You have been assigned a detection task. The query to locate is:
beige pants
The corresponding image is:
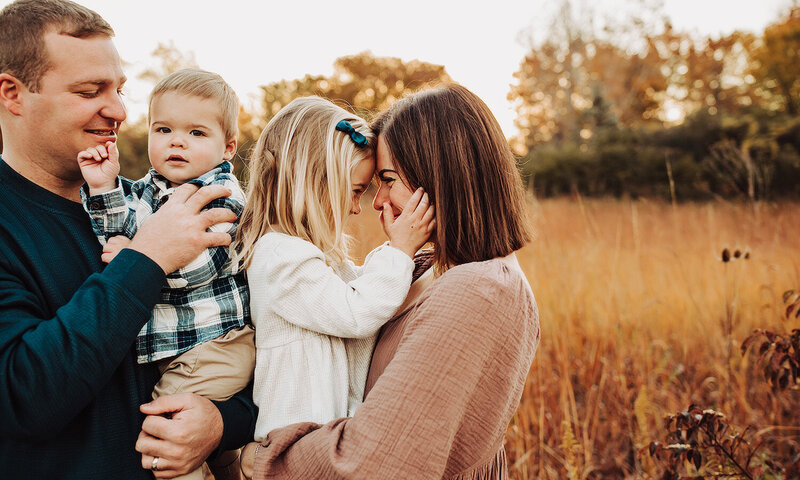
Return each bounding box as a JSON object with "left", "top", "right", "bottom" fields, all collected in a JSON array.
[{"left": 153, "top": 325, "right": 256, "bottom": 480}]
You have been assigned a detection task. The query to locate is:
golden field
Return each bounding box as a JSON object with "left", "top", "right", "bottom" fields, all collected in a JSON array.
[{"left": 347, "top": 197, "right": 800, "bottom": 479}]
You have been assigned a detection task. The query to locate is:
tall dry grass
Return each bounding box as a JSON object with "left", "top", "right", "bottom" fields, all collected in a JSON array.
[{"left": 346, "top": 196, "right": 800, "bottom": 479}]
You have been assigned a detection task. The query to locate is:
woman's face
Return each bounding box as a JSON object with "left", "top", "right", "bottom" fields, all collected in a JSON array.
[{"left": 372, "top": 134, "right": 414, "bottom": 221}]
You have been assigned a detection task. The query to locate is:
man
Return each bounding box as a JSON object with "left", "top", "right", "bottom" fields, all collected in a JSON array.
[{"left": 0, "top": 0, "right": 255, "bottom": 478}]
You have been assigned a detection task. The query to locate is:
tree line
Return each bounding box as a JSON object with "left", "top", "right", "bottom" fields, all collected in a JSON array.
[
  {"left": 3, "top": 1, "right": 795, "bottom": 201},
  {"left": 510, "top": 1, "right": 800, "bottom": 201}
]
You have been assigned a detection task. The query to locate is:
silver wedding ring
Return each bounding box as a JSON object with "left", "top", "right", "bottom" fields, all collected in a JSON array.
[{"left": 151, "top": 456, "right": 160, "bottom": 471}]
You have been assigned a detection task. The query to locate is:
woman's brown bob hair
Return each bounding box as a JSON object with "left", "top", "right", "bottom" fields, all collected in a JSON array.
[{"left": 371, "top": 83, "right": 532, "bottom": 271}]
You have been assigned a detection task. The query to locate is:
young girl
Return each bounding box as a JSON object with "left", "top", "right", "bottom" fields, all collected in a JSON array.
[{"left": 234, "top": 97, "right": 434, "bottom": 441}]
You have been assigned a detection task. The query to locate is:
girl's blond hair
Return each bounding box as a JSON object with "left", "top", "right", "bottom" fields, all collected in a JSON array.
[{"left": 233, "top": 96, "right": 375, "bottom": 268}]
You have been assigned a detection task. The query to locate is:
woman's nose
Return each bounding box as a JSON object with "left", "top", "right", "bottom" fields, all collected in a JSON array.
[{"left": 372, "top": 184, "right": 388, "bottom": 211}]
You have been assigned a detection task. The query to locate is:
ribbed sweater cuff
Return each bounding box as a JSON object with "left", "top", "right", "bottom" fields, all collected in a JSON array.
[{"left": 103, "top": 248, "right": 166, "bottom": 308}]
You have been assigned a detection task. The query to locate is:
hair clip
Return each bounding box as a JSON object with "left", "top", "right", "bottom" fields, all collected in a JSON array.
[{"left": 336, "top": 120, "right": 369, "bottom": 147}]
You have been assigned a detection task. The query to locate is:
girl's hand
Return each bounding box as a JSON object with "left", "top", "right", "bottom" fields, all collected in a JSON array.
[
  {"left": 77, "top": 141, "right": 120, "bottom": 195},
  {"left": 383, "top": 187, "right": 436, "bottom": 258}
]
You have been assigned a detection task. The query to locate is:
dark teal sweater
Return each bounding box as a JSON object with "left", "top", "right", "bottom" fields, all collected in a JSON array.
[{"left": 0, "top": 158, "right": 255, "bottom": 479}]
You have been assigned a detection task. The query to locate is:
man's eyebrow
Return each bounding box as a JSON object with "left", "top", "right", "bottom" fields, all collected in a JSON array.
[{"left": 68, "top": 77, "right": 128, "bottom": 88}]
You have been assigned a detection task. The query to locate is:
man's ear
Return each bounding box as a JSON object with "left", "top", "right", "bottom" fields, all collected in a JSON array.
[
  {"left": 0, "top": 73, "right": 25, "bottom": 116},
  {"left": 222, "top": 136, "right": 238, "bottom": 161}
]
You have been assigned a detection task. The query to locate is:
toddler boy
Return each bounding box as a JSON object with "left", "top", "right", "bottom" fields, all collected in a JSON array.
[{"left": 78, "top": 68, "right": 253, "bottom": 480}]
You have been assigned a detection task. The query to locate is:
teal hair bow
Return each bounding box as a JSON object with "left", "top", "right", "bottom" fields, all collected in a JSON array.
[{"left": 336, "top": 120, "right": 369, "bottom": 147}]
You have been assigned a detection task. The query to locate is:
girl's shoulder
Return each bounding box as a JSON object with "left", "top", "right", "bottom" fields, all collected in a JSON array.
[{"left": 251, "top": 232, "right": 326, "bottom": 263}]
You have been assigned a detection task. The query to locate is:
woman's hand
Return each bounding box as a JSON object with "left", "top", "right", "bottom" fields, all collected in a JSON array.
[
  {"left": 240, "top": 441, "right": 259, "bottom": 480},
  {"left": 383, "top": 187, "right": 435, "bottom": 258}
]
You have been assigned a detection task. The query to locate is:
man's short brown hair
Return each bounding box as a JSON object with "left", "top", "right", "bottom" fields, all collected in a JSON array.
[
  {"left": 372, "top": 83, "right": 533, "bottom": 272},
  {"left": 0, "top": 0, "right": 114, "bottom": 92}
]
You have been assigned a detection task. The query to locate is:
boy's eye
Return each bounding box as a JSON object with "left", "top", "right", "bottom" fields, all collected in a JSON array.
[
  {"left": 190, "top": 130, "right": 205, "bottom": 137},
  {"left": 156, "top": 127, "right": 171, "bottom": 134}
]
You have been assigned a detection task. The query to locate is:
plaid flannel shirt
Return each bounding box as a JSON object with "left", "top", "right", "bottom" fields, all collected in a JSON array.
[{"left": 80, "top": 161, "right": 249, "bottom": 363}]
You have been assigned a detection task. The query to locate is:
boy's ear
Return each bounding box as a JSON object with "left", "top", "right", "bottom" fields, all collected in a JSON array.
[
  {"left": 0, "top": 73, "right": 25, "bottom": 116},
  {"left": 222, "top": 136, "right": 237, "bottom": 161}
]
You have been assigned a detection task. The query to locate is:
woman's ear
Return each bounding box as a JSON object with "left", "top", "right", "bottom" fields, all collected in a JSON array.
[{"left": 0, "top": 73, "right": 24, "bottom": 116}]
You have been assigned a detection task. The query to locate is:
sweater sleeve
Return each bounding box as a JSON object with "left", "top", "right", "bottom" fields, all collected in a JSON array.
[
  {"left": 250, "top": 235, "right": 414, "bottom": 339},
  {"left": 252, "top": 263, "right": 540, "bottom": 479},
  {"left": 212, "top": 383, "right": 258, "bottom": 455},
  {"left": 0, "top": 249, "right": 165, "bottom": 439}
]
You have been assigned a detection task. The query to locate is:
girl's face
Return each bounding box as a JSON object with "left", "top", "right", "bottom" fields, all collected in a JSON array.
[
  {"left": 372, "top": 134, "right": 414, "bottom": 221},
  {"left": 350, "top": 156, "right": 375, "bottom": 215}
]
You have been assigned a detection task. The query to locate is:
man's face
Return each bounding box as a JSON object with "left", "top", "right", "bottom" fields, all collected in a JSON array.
[{"left": 22, "top": 30, "right": 126, "bottom": 178}]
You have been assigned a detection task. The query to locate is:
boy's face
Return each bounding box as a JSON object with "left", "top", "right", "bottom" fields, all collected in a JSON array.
[{"left": 148, "top": 92, "right": 236, "bottom": 185}]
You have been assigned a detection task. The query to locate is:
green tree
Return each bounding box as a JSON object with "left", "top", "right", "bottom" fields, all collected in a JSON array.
[
  {"left": 259, "top": 51, "right": 451, "bottom": 124},
  {"left": 751, "top": 7, "right": 800, "bottom": 115},
  {"left": 509, "top": 0, "right": 670, "bottom": 151}
]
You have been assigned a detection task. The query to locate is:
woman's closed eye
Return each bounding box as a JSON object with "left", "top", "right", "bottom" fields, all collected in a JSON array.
[{"left": 378, "top": 175, "right": 396, "bottom": 186}]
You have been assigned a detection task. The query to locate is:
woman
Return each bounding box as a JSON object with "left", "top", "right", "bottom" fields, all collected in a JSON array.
[{"left": 242, "top": 83, "right": 540, "bottom": 479}]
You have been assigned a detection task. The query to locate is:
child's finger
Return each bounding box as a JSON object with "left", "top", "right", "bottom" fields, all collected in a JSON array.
[
  {"left": 95, "top": 144, "right": 108, "bottom": 159},
  {"left": 108, "top": 141, "right": 119, "bottom": 161},
  {"left": 381, "top": 202, "right": 393, "bottom": 231},
  {"left": 412, "top": 193, "right": 430, "bottom": 217},
  {"left": 426, "top": 218, "right": 436, "bottom": 234},
  {"left": 420, "top": 204, "right": 435, "bottom": 226},
  {"left": 399, "top": 188, "right": 424, "bottom": 217}
]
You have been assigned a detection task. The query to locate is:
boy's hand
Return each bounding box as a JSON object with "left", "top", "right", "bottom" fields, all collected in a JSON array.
[
  {"left": 382, "top": 187, "right": 435, "bottom": 258},
  {"left": 77, "top": 141, "right": 120, "bottom": 195},
  {"left": 101, "top": 235, "right": 131, "bottom": 263}
]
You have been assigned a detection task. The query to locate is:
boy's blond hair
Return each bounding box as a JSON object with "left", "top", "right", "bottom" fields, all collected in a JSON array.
[
  {"left": 234, "top": 96, "right": 375, "bottom": 268},
  {"left": 149, "top": 68, "right": 239, "bottom": 141}
]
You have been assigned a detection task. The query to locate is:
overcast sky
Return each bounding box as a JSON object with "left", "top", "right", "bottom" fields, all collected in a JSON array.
[{"left": 1, "top": 0, "right": 793, "bottom": 137}]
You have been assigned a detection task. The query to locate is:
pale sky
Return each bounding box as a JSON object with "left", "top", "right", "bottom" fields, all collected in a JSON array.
[{"left": 1, "top": 0, "right": 793, "bottom": 138}]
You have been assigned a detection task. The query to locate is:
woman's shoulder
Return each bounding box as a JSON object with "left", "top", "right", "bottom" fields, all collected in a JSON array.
[
  {"left": 418, "top": 256, "right": 537, "bottom": 325},
  {"left": 436, "top": 257, "right": 533, "bottom": 299}
]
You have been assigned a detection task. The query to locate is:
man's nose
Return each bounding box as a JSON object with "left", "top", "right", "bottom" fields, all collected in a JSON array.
[{"left": 100, "top": 90, "right": 126, "bottom": 124}]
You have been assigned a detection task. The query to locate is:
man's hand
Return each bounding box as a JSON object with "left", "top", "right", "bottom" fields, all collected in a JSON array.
[
  {"left": 77, "top": 141, "right": 120, "bottom": 195},
  {"left": 128, "top": 183, "right": 237, "bottom": 274},
  {"left": 136, "top": 393, "right": 223, "bottom": 478},
  {"left": 101, "top": 235, "right": 131, "bottom": 263}
]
